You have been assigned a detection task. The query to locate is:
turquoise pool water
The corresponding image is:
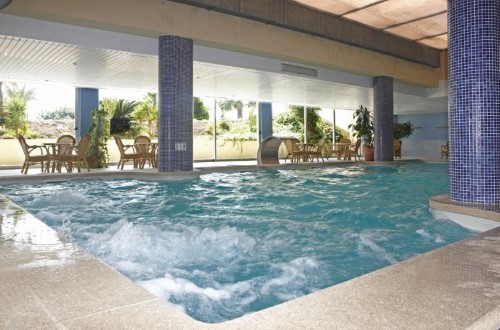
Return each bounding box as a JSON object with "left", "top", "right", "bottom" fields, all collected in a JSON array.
[{"left": 1, "top": 161, "right": 473, "bottom": 323}]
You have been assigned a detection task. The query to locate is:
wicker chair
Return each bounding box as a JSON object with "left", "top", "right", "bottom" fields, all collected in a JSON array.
[
  {"left": 55, "top": 134, "right": 76, "bottom": 172},
  {"left": 308, "top": 138, "right": 326, "bottom": 162},
  {"left": 114, "top": 136, "right": 142, "bottom": 170},
  {"left": 17, "top": 135, "right": 50, "bottom": 174},
  {"left": 59, "top": 135, "right": 91, "bottom": 172},
  {"left": 337, "top": 138, "right": 352, "bottom": 160},
  {"left": 441, "top": 141, "right": 449, "bottom": 160},
  {"left": 134, "top": 135, "right": 156, "bottom": 168},
  {"left": 348, "top": 139, "right": 362, "bottom": 161}
]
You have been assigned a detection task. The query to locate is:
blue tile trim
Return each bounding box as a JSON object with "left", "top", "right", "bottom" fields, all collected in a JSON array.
[
  {"left": 448, "top": 0, "right": 500, "bottom": 204},
  {"left": 158, "top": 35, "right": 194, "bottom": 171},
  {"left": 373, "top": 76, "right": 394, "bottom": 161}
]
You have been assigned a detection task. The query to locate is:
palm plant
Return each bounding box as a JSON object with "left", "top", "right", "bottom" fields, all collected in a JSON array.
[
  {"left": 110, "top": 99, "right": 138, "bottom": 135},
  {"left": 3, "top": 82, "right": 35, "bottom": 135},
  {"left": 4, "top": 96, "right": 27, "bottom": 136},
  {"left": 133, "top": 93, "right": 158, "bottom": 136},
  {"left": 233, "top": 100, "right": 244, "bottom": 119},
  {"left": 216, "top": 99, "right": 233, "bottom": 119},
  {"left": 5, "top": 82, "right": 36, "bottom": 103}
]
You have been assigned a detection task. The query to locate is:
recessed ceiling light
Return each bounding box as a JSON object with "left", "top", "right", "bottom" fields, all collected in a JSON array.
[{"left": 0, "top": 0, "right": 12, "bottom": 10}]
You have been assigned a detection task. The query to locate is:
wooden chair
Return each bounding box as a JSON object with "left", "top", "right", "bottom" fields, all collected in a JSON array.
[
  {"left": 114, "top": 136, "right": 142, "bottom": 170},
  {"left": 59, "top": 135, "right": 91, "bottom": 172},
  {"left": 348, "top": 139, "right": 362, "bottom": 161},
  {"left": 308, "top": 138, "right": 326, "bottom": 162},
  {"left": 292, "top": 142, "right": 306, "bottom": 162},
  {"left": 337, "top": 138, "right": 352, "bottom": 160},
  {"left": 134, "top": 135, "right": 156, "bottom": 168},
  {"left": 283, "top": 139, "right": 294, "bottom": 162},
  {"left": 441, "top": 141, "right": 449, "bottom": 160},
  {"left": 17, "top": 135, "right": 50, "bottom": 174},
  {"left": 56, "top": 134, "right": 76, "bottom": 172}
]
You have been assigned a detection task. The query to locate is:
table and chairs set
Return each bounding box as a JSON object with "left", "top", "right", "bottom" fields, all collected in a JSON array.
[
  {"left": 17, "top": 134, "right": 91, "bottom": 174},
  {"left": 114, "top": 135, "right": 158, "bottom": 170},
  {"left": 17, "top": 134, "right": 158, "bottom": 174},
  {"left": 283, "top": 137, "right": 362, "bottom": 163}
]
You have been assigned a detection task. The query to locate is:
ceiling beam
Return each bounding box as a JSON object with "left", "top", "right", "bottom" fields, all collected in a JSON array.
[
  {"left": 340, "top": 0, "right": 388, "bottom": 16},
  {"left": 383, "top": 10, "right": 447, "bottom": 30}
]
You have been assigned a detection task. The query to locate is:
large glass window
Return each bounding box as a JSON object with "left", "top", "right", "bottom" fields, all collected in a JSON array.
[{"left": 193, "top": 97, "right": 258, "bottom": 161}]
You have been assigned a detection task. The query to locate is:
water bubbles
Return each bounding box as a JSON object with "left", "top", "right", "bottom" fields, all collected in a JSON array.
[{"left": 0, "top": 162, "right": 474, "bottom": 323}]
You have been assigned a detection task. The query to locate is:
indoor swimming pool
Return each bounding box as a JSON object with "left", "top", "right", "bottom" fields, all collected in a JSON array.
[{"left": 0, "top": 161, "right": 473, "bottom": 323}]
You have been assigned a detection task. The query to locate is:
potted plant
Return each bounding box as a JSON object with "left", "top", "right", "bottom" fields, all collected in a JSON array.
[
  {"left": 85, "top": 105, "right": 110, "bottom": 168},
  {"left": 394, "top": 121, "right": 415, "bottom": 157},
  {"left": 348, "top": 105, "right": 374, "bottom": 161}
]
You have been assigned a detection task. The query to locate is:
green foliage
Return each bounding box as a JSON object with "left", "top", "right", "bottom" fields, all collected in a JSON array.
[
  {"left": 222, "top": 134, "right": 257, "bottom": 154},
  {"left": 348, "top": 104, "right": 374, "bottom": 146},
  {"left": 3, "top": 83, "right": 35, "bottom": 136},
  {"left": 248, "top": 108, "right": 257, "bottom": 133},
  {"left": 5, "top": 82, "right": 36, "bottom": 103},
  {"left": 218, "top": 120, "right": 230, "bottom": 132},
  {"left": 110, "top": 99, "right": 138, "bottom": 135},
  {"left": 85, "top": 105, "right": 110, "bottom": 168},
  {"left": 40, "top": 106, "right": 75, "bottom": 120},
  {"left": 276, "top": 105, "right": 336, "bottom": 143},
  {"left": 1, "top": 128, "right": 39, "bottom": 139},
  {"left": 133, "top": 93, "right": 158, "bottom": 137},
  {"left": 4, "top": 97, "right": 28, "bottom": 136},
  {"left": 193, "top": 97, "right": 209, "bottom": 120},
  {"left": 216, "top": 99, "right": 233, "bottom": 119},
  {"left": 394, "top": 121, "right": 415, "bottom": 140}
]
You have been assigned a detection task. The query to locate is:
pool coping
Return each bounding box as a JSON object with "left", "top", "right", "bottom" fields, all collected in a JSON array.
[
  {"left": 1, "top": 162, "right": 500, "bottom": 329},
  {"left": 429, "top": 194, "right": 500, "bottom": 232}
]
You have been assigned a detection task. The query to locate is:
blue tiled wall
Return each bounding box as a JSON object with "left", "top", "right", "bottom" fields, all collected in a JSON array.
[
  {"left": 448, "top": 0, "right": 500, "bottom": 204},
  {"left": 373, "top": 76, "right": 394, "bottom": 161},
  {"left": 158, "top": 35, "right": 194, "bottom": 171}
]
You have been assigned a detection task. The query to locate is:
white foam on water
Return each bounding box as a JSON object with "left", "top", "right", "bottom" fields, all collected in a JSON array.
[
  {"left": 32, "top": 190, "right": 89, "bottom": 207},
  {"left": 260, "top": 257, "right": 320, "bottom": 296},
  {"left": 352, "top": 232, "right": 397, "bottom": 264},
  {"left": 416, "top": 228, "right": 445, "bottom": 244}
]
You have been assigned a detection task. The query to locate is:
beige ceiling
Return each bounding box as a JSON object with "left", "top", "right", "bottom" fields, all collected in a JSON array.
[
  {"left": 293, "top": 0, "right": 448, "bottom": 49},
  {"left": 0, "top": 4, "right": 449, "bottom": 115}
]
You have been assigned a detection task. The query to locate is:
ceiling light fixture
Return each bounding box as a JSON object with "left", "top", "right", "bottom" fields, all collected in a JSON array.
[{"left": 0, "top": 0, "right": 12, "bottom": 10}]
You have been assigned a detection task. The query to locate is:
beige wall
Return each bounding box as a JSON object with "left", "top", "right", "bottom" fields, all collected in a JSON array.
[{"left": 5, "top": 0, "right": 445, "bottom": 87}]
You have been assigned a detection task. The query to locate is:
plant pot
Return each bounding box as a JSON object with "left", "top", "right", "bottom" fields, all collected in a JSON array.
[{"left": 363, "top": 145, "right": 374, "bottom": 161}]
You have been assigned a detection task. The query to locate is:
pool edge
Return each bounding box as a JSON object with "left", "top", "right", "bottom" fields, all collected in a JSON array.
[{"left": 1, "top": 194, "right": 499, "bottom": 329}]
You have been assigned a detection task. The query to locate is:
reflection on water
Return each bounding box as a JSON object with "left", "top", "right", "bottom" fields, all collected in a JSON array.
[{"left": 0, "top": 162, "right": 473, "bottom": 323}]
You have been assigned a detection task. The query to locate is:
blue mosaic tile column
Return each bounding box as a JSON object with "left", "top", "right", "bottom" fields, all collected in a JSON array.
[
  {"left": 373, "top": 76, "right": 394, "bottom": 161},
  {"left": 448, "top": 0, "right": 500, "bottom": 204},
  {"left": 158, "top": 35, "right": 193, "bottom": 172}
]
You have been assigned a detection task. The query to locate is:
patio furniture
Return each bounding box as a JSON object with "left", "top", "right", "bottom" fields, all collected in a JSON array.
[
  {"left": 441, "top": 141, "right": 449, "bottom": 160},
  {"left": 337, "top": 139, "right": 352, "bottom": 160},
  {"left": 17, "top": 135, "right": 50, "bottom": 174},
  {"left": 308, "top": 138, "right": 326, "bottom": 162},
  {"left": 134, "top": 135, "right": 157, "bottom": 168},
  {"left": 114, "top": 136, "right": 142, "bottom": 170},
  {"left": 348, "top": 139, "right": 362, "bottom": 161},
  {"left": 58, "top": 135, "right": 91, "bottom": 172},
  {"left": 56, "top": 134, "right": 76, "bottom": 172}
]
